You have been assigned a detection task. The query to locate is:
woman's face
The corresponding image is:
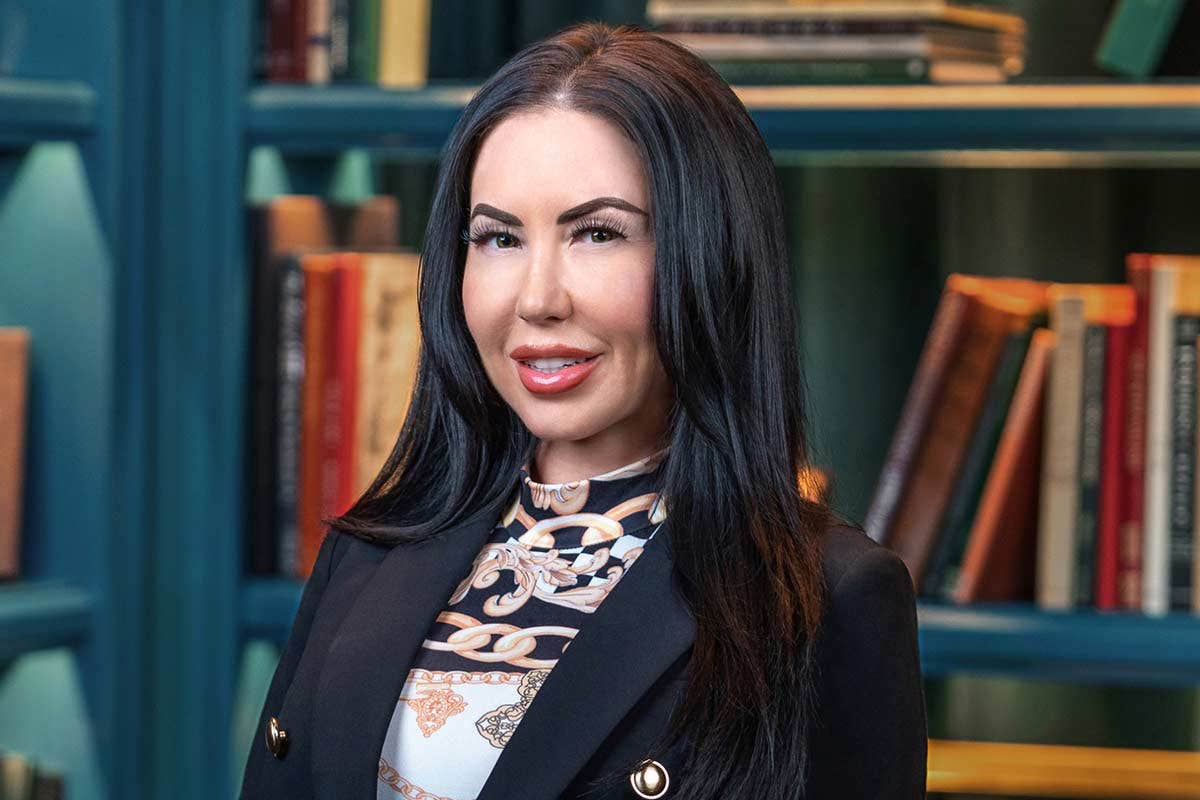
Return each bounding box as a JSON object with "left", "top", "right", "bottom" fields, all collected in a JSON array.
[{"left": 462, "top": 108, "right": 672, "bottom": 475}]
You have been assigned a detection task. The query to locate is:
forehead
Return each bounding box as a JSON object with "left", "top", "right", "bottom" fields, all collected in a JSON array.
[{"left": 470, "top": 109, "right": 648, "bottom": 207}]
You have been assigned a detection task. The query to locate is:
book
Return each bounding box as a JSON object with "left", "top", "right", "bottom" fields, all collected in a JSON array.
[
  {"left": 1097, "top": 305, "right": 1135, "bottom": 611},
  {"left": 350, "top": 251, "right": 421, "bottom": 499},
  {"left": 1122, "top": 255, "right": 1153, "bottom": 610},
  {"left": 378, "top": 0, "right": 431, "bottom": 88},
  {"left": 0, "top": 328, "right": 30, "bottom": 580},
  {"left": 706, "top": 55, "right": 1006, "bottom": 84},
  {"left": 645, "top": 1, "right": 1028, "bottom": 35},
  {"left": 267, "top": 0, "right": 309, "bottom": 82},
  {"left": 1095, "top": 0, "right": 1187, "bottom": 78},
  {"left": 953, "top": 328, "right": 1054, "bottom": 604},
  {"left": 885, "top": 289, "right": 1036, "bottom": 587},
  {"left": 924, "top": 307, "right": 1044, "bottom": 600},
  {"left": 1038, "top": 292, "right": 1085, "bottom": 610},
  {"left": 307, "top": 0, "right": 332, "bottom": 84}
]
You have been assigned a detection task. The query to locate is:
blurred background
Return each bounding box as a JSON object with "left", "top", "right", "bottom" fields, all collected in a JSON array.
[{"left": 2, "top": 0, "right": 1200, "bottom": 797}]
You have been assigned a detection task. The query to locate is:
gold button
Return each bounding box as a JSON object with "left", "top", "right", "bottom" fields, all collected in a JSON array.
[
  {"left": 629, "top": 758, "right": 669, "bottom": 798},
  {"left": 265, "top": 716, "right": 289, "bottom": 759}
]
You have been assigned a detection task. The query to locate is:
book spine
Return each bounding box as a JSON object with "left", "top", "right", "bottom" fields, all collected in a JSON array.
[
  {"left": 332, "top": 256, "right": 363, "bottom": 515},
  {"left": 0, "top": 329, "right": 29, "bottom": 580},
  {"left": 1074, "top": 322, "right": 1107, "bottom": 606},
  {"left": 654, "top": 17, "right": 924, "bottom": 35},
  {"left": 1122, "top": 257, "right": 1151, "bottom": 610},
  {"left": 1144, "top": 266, "right": 1175, "bottom": 615},
  {"left": 708, "top": 56, "right": 930, "bottom": 84},
  {"left": 351, "top": 0, "right": 380, "bottom": 82},
  {"left": 1169, "top": 312, "right": 1199, "bottom": 610},
  {"left": 1096, "top": 322, "right": 1131, "bottom": 611},
  {"left": 267, "top": 0, "right": 308, "bottom": 82},
  {"left": 330, "top": 0, "right": 352, "bottom": 80},
  {"left": 276, "top": 260, "right": 305, "bottom": 577},
  {"left": 865, "top": 287, "right": 970, "bottom": 543},
  {"left": 1038, "top": 295, "right": 1085, "bottom": 610},
  {"left": 307, "top": 0, "right": 332, "bottom": 84}
]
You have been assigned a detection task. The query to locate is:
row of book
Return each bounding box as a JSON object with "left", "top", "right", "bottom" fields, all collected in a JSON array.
[
  {"left": 869, "top": 256, "right": 1200, "bottom": 616},
  {"left": 0, "top": 327, "right": 28, "bottom": 580},
  {"left": 0, "top": 751, "right": 63, "bottom": 800},
  {"left": 257, "top": 0, "right": 430, "bottom": 86},
  {"left": 645, "top": 0, "right": 1028, "bottom": 85},
  {"left": 245, "top": 195, "right": 420, "bottom": 579}
]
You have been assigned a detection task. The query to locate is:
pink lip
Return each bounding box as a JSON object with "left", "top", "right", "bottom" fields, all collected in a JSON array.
[{"left": 509, "top": 344, "right": 601, "bottom": 396}]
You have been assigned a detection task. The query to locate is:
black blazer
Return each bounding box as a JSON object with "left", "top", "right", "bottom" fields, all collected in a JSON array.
[{"left": 240, "top": 498, "right": 927, "bottom": 799}]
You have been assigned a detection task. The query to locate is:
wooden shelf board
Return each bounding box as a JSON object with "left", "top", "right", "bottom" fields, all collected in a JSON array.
[
  {"left": 928, "top": 738, "right": 1200, "bottom": 799},
  {"left": 245, "top": 82, "right": 1200, "bottom": 152},
  {"left": 0, "top": 78, "right": 97, "bottom": 146},
  {"left": 0, "top": 581, "right": 93, "bottom": 661}
]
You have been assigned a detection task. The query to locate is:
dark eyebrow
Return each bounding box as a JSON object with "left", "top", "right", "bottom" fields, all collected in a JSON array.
[{"left": 468, "top": 196, "right": 648, "bottom": 227}]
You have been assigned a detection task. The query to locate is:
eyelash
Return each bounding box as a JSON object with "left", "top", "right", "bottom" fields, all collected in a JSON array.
[{"left": 461, "top": 215, "right": 630, "bottom": 249}]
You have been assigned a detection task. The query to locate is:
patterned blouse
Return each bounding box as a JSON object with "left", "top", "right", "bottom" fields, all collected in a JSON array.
[{"left": 376, "top": 448, "right": 669, "bottom": 800}]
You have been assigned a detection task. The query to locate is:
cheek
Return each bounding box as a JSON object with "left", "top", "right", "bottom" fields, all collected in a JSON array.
[
  {"left": 576, "top": 254, "right": 656, "bottom": 359},
  {"left": 462, "top": 260, "right": 506, "bottom": 354}
]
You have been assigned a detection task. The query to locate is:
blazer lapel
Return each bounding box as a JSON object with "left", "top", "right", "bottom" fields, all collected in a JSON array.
[
  {"left": 310, "top": 498, "right": 507, "bottom": 799},
  {"left": 476, "top": 526, "right": 697, "bottom": 800}
]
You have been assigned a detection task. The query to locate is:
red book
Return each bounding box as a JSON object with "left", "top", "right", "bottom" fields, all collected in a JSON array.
[
  {"left": 268, "top": 0, "right": 309, "bottom": 82},
  {"left": 329, "top": 253, "right": 363, "bottom": 517},
  {"left": 1122, "top": 255, "right": 1152, "bottom": 610},
  {"left": 1097, "top": 321, "right": 1132, "bottom": 610}
]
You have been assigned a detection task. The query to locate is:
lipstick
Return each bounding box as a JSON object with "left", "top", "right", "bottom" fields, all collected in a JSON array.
[{"left": 510, "top": 344, "right": 600, "bottom": 395}]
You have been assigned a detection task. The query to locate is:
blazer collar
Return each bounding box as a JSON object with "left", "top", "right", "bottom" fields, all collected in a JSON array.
[{"left": 311, "top": 494, "right": 697, "bottom": 800}]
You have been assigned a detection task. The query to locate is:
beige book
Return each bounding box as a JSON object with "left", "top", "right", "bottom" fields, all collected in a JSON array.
[
  {"left": 0, "top": 328, "right": 30, "bottom": 579},
  {"left": 379, "top": 0, "right": 431, "bottom": 89},
  {"left": 1037, "top": 293, "right": 1084, "bottom": 610},
  {"left": 352, "top": 251, "right": 421, "bottom": 497}
]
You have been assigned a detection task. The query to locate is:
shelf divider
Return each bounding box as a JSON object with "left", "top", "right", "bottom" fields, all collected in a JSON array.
[
  {"left": 0, "top": 78, "right": 97, "bottom": 147},
  {"left": 0, "top": 581, "right": 93, "bottom": 661}
]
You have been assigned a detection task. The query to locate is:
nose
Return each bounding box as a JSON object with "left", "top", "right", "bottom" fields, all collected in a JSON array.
[{"left": 516, "top": 243, "right": 572, "bottom": 323}]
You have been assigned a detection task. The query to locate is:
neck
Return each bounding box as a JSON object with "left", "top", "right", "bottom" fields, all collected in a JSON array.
[{"left": 531, "top": 436, "right": 667, "bottom": 485}]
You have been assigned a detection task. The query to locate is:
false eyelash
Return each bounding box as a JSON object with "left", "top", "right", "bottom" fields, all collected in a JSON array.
[
  {"left": 461, "top": 215, "right": 631, "bottom": 248},
  {"left": 569, "top": 215, "right": 629, "bottom": 242}
]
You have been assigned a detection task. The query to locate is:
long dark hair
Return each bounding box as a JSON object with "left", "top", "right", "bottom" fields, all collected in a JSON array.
[{"left": 330, "top": 21, "right": 838, "bottom": 798}]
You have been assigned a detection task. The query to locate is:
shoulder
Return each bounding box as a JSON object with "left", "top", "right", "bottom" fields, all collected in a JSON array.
[{"left": 818, "top": 521, "right": 915, "bottom": 606}]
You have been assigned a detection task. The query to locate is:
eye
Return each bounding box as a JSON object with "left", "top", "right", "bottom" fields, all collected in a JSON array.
[
  {"left": 463, "top": 225, "right": 520, "bottom": 249},
  {"left": 569, "top": 215, "right": 629, "bottom": 245}
]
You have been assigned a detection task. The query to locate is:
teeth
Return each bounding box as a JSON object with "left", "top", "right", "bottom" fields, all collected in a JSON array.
[{"left": 526, "top": 357, "right": 586, "bottom": 371}]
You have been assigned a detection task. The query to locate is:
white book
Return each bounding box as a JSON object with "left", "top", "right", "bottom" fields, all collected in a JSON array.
[
  {"left": 1037, "top": 293, "right": 1084, "bottom": 610},
  {"left": 1143, "top": 264, "right": 1175, "bottom": 616}
]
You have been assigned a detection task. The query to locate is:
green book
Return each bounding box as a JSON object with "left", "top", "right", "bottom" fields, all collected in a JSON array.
[
  {"left": 1096, "top": 0, "right": 1187, "bottom": 77},
  {"left": 709, "top": 57, "right": 932, "bottom": 85},
  {"left": 351, "top": 0, "right": 380, "bottom": 83}
]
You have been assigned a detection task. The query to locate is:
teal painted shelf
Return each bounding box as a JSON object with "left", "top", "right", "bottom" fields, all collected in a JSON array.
[
  {"left": 919, "top": 603, "right": 1200, "bottom": 687},
  {"left": 242, "top": 578, "right": 1200, "bottom": 688},
  {"left": 0, "top": 581, "right": 92, "bottom": 662},
  {"left": 0, "top": 78, "right": 97, "bottom": 147},
  {"left": 246, "top": 82, "right": 1200, "bottom": 153}
]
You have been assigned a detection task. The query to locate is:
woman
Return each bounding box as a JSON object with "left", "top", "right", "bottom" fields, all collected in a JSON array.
[{"left": 241, "top": 21, "right": 926, "bottom": 800}]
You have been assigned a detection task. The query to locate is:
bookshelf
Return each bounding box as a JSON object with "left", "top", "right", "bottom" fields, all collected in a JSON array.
[
  {"left": 7, "top": 2, "right": 1200, "bottom": 799},
  {"left": 0, "top": 2, "right": 130, "bottom": 799}
]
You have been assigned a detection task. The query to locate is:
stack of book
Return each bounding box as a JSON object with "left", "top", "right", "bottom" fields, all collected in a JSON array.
[
  {"left": 869, "top": 256, "right": 1200, "bottom": 616},
  {"left": 0, "top": 327, "right": 29, "bottom": 581},
  {"left": 645, "top": 0, "right": 1027, "bottom": 85},
  {"left": 245, "top": 195, "right": 421, "bottom": 579},
  {"left": 257, "top": 0, "right": 431, "bottom": 87},
  {"left": 0, "top": 750, "right": 64, "bottom": 800}
]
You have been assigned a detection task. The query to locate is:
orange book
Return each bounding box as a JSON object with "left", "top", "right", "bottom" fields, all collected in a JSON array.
[
  {"left": 297, "top": 253, "right": 338, "bottom": 579},
  {"left": 954, "top": 328, "right": 1053, "bottom": 604},
  {"left": 0, "top": 328, "right": 30, "bottom": 579}
]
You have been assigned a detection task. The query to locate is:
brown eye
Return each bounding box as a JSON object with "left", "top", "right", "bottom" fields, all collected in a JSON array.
[
  {"left": 589, "top": 229, "right": 613, "bottom": 243},
  {"left": 495, "top": 232, "right": 516, "bottom": 248}
]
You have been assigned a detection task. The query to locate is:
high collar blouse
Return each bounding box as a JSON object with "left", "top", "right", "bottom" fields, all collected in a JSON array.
[{"left": 376, "top": 448, "right": 669, "bottom": 800}]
